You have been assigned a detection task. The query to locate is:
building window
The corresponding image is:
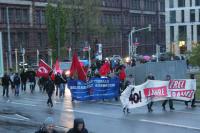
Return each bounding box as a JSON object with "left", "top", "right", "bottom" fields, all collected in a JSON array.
[
  {"left": 197, "top": 25, "right": 200, "bottom": 42},
  {"left": 131, "top": 0, "right": 140, "bottom": 10},
  {"left": 170, "top": 26, "right": 174, "bottom": 42},
  {"left": 190, "top": 0, "right": 192, "bottom": 6},
  {"left": 190, "top": 9, "right": 195, "bottom": 22},
  {"left": 181, "top": 10, "right": 184, "bottom": 23},
  {"left": 178, "top": 0, "right": 185, "bottom": 7},
  {"left": 22, "top": 9, "right": 29, "bottom": 24},
  {"left": 169, "top": 0, "right": 174, "bottom": 8},
  {"left": 0, "top": 8, "right": 6, "bottom": 23},
  {"left": 170, "top": 11, "right": 176, "bottom": 23},
  {"left": 16, "top": 9, "right": 22, "bottom": 23},
  {"left": 191, "top": 25, "right": 194, "bottom": 41},
  {"left": 179, "top": 25, "right": 187, "bottom": 41},
  {"left": 196, "top": 0, "right": 200, "bottom": 6}
]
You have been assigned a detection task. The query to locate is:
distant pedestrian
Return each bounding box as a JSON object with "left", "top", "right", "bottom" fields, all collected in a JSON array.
[
  {"left": 162, "top": 75, "right": 175, "bottom": 111},
  {"left": 14, "top": 73, "right": 21, "bottom": 96},
  {"left": 146, "top": 73, "right": 155, "bottom": 112},
  {"left": 44, "top": 76, "right": 55, "bottom": 107},
  {"left": 10, "top": 72, "right": 15, "bottom": 93},
  {"left": 35, "top": 117, "right": 58, "bottom": 133},
  {"left": 67, "top": 118, "right": 88, "bottom": 133},
  {"left": 29, "top": 72, "right": 36, "bottom": 93},
  {"left": 1, "top": 73, "right": 11, "bottom": 97},
  {"left": 59, "top": 75, "right": 66, "bottom": 98},
  {"left": 185, "top": 74, "right": 196, "bottom": 108},
  {"left": 54, "top": 73, "right": 61, "bottom": 96},
  {"left": 20, "top": 69, "right": 27, "bottom": 92}
]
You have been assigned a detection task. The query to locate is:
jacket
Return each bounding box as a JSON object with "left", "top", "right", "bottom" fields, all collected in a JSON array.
[{"left": 67, "top": 118, "right": 88, "bottom": 133}]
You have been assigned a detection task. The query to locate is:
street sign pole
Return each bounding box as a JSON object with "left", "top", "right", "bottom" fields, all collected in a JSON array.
[{"left": 15, "top": 49, "right": 18, "bottom": 72}]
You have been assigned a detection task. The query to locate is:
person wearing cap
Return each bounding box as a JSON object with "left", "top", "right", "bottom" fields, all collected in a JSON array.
[
  {"left": 67, "top": 118, "right": 88, "bottom": 133},
  {"left": 35, "top": 117, "right": 58, "bottom": 133}
]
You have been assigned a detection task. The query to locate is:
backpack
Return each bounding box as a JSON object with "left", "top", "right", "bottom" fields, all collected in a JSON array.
[{"left": 14, "top": 76, "right": 20, "bottom": 85}]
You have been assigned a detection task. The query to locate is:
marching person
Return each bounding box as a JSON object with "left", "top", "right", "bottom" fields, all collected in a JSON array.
[
  {"left": 44, "top": 75, "right": 55, "bottom": 107},
  {"left": 54, "top": 73, "right": 61, "bottom": 96},
  {"left": 146, "top": 73, "right": 155, "bottom": 112},
  {"left": 59, "top": 74, "right": 66, "bottom": 98},
  {"left": 185, "top": 74, "right": 196, "bottom": 108},
  {"left": 14, "top": 73, "right": 21, "bottom": 96},
  {"left": 29, "top": 72, "right": 36, "bottom": 93},
  {"left": 20, "top": 69, "right": 27, "bottom": 92},
  {"left": 162, "top": 75, "right": 175, "bottom": 111},
  {"left": 1, "top": 73, "right": 11, "bottom": 97},
  {"left": 35, "top": 117, "right": 58, "bottom": 133},
  {"left": 67, "top": 118, "right": 88, "bottom": 133}
]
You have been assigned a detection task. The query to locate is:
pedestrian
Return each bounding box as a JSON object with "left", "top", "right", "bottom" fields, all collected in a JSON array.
[
  {"left": 10, "top": 72, "right": 15, "bottom": 93},
  {"left": 29, "top": 72, "right": 36, "bottom": 93},
  {"left": 185, "top": 74, "right": 196, "bottom": 108},
  {"left": 38, "top": 77, "right": 45, "bottom": 92},
  {"left": 14, "top": 73, "right": 21, "bottom": 96},
  {"left": 162, "top": 75, "right": 175, "bottom": 111},
  {"left": 146, "top": 73, "right": 155, "bottom": 112},
  {"left": 67, "top": 118, "right": 88, "bottom": 133},
  {"left": 44, "top": 76, "right": 55, "bottom": 107},
  {"left": 35, "top": 117, "right": 58, "bottom": 133},
  {"left": 1, "top": 73, "right": 11, "bottom": 97},
  {"left": 59, "top": 75, "right": 66, "bottom": 98},
  {"left": 20, "top": 69, "right": 27, "bottom": 92},
  {"left": 54, "top": 73, "right": 61, "bottom": 96}
]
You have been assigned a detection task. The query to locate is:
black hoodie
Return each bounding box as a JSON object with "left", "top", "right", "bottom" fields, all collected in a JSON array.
[{"left": 67, "top": 118, "right": 88, "bottom": 133}]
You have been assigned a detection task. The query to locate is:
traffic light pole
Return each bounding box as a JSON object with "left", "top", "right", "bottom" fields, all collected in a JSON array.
[{"left": 129, "top": 24, "right": 151, "bottom": 57}]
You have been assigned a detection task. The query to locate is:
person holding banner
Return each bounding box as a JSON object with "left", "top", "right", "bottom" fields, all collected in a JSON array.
[
  {"left": 162, "top": 75, "right": 175, "bottom": 111},
  {"left": 185, "top": 74, "right": 196, "bottom": 108},
  {"left": 146, "top": 73, "right": 155, "bottom": 112}
]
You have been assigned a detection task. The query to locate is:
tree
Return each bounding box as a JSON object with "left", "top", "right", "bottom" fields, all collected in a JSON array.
[
  {"left": 189, "top": 44, "right": 200, "bottom": 66},
  {"left": 67, "top": 0, "right": 102, "bottom": 52},
  {"left": 45, "top": 0, "right": 68, "bottom": 60}
]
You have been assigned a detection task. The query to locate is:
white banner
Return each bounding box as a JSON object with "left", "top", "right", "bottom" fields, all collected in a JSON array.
[{"left": 120, "top": 79, "right": 196, "bottom": 109}]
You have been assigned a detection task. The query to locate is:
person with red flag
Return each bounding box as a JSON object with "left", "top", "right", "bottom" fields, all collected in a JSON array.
[
  {"left": 36, "top": 59, "right": 52, "bottom": 78},
  {"left": 70, "top": 53, "right": 87, "bottom": 81}
]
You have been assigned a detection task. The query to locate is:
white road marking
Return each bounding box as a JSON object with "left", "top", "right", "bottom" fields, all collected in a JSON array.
[
  {"left": 140, "top": 119, "right": 200, "bottom": 131},
  {"left": 15, "top": 114, "right": 30, "bottom": 120},
  {"left": 11, "top": 101, "right": 36, "bottom": 107},
  {"left": 0, "top": 115, "right": 27, "bottom": 121}
]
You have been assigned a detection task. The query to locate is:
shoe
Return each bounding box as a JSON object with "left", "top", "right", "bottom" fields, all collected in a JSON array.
[
  {"left": 191, "top": 105, "right": 196, "bottom": 108},
  {"left": 170, "top": 107, "right": 175, "bottom": 110},
  {"left": 123, "top": 108, "right": 126, "bottom": 113}
]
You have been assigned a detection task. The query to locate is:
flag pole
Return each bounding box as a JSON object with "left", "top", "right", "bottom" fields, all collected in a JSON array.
[{"left": 88, "top": 45, "right": 91, "bottom": 67}]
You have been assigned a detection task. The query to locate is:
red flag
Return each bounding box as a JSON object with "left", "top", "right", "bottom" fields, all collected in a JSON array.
[
  {"left": 119, "top": 68, "right": 126, "bottom": 81},
  {"left": 36, "top": 59, "right": 52, "bottom": 78},
  {"left": 99, "top": 62, "right": 110, "bottom": 76},
  {"left": 54, "top": 58, "right": 63, "bottom": 74},
  {"left": 70, "top": 53, "right": 87, "bottom": 81}
]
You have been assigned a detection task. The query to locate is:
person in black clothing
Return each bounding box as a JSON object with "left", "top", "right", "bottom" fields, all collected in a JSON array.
[
  {"left": 185, "top": 74, "right": 196, "bottom": 108},
  {"left": 14, "top": 73, "right": 21, "bottom": 96},
  {"left": 162, "top": 75, "right": 175, "bottom": 111},
  {"left": 67, "top": 118, "right": 88, "bottom": 133},
  {"left": 20, "top": 70, "right": 27, "bottom": 92},
  {"left": 29, "top": 72, "right": 36, "bottom": 93},
  {"left": 44, "top": 76, "right": 55, "bottom": 107},
  {"left": 146, "top": 73, "right": 155, "bottom": 112},
  {"left": 54, "top": 73, "right": 61, "bottom": 96},
  {"left": 2, "top": 73, "right": 11, "bottom": 97}
]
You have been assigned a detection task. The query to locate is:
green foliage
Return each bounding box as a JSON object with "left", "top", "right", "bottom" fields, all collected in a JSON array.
[
  {"left": 45, "top": 1, "right": 68, "bottom": 60},
  {"left": 189, "top": 44, "right": 200, "bottom": 66}
]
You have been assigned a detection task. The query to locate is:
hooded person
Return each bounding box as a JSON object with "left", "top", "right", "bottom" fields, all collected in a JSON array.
[{"left": 67, "top": 118, "right": 88, "bottom": 133}]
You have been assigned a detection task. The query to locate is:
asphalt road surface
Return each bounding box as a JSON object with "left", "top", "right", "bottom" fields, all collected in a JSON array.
[{"left": 0, "top": 85, "right": 200, "bottom": 133}]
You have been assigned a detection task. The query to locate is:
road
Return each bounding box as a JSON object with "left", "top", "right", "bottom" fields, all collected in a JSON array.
[{"left": 0, "top": 85, "right": 200, "bottom": 133}]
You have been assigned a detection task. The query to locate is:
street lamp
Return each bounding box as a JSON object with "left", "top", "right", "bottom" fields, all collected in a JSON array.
[{"left": 129, "top": 24, "right": 151, "bottom": 57}]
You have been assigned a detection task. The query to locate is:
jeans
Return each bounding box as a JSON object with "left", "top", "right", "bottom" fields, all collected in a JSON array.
[
  {"left": 15, "top": 84, "right": 20, "bottom": 96},
  {"left": 56, "top": 84, "right": 60, "bottom": 96},
  {"left": 21, "top": 82, "right": 26, "bottom": 91},
  {"left": 3, "top": 85, "right": 9, "bottom": 97},
  {"left": 162, "top": 99, "right": 174, "bottom": 109}
]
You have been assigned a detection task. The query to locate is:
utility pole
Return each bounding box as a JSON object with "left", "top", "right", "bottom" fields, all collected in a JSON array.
[
  {"left": 15, "top": 49, "right": 18, "bottom": 72},
  {"left": 6, "top": 7, "right": 12, "bottom": 69}
]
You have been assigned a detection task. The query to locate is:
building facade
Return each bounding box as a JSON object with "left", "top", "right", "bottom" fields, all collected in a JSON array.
[
  {"left": 166, "top": 0, "right": 200, "bottom": 55},
  {"left": 0, "top": 0, "right": 165, "bottom": 69}
]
